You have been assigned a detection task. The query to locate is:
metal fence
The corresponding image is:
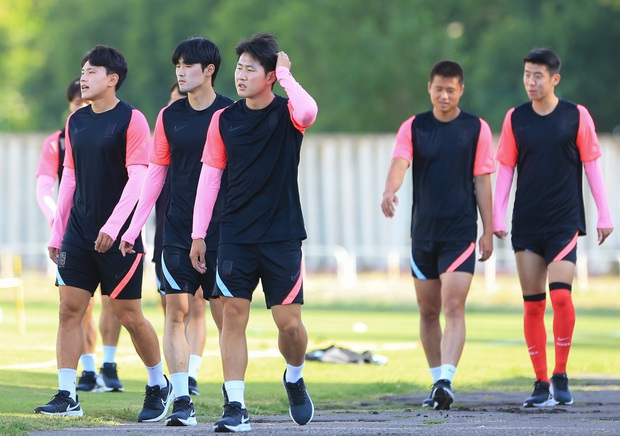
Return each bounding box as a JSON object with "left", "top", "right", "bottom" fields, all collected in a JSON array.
[{"left": 2, "top": 132, "right": 620, "bottom": 281}]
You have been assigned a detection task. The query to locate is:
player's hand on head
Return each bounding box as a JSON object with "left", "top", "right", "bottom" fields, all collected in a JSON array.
[
  {"left": 94, "top": 232, "right": 114, "bottom": 253},
  {"left": 277, "top": 51, "right": 291, "bottom": 70},
  {"left": 190, "top": 238, "right": 207, "bottom": 274},
  {"left": 119, "top": 240, "right": 135, "bottom": 257}
]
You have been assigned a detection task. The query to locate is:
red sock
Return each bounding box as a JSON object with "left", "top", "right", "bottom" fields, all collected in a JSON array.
[
  {"left": 523, "top": 294, "right": 548, "bottom": 383},
  {"left": 549, "top": 286, "right": 575, "bottom": 374}
]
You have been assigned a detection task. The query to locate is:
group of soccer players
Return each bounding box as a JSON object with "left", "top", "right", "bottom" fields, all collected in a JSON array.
[
  {"left": 34, "top": 33, "right": 317, "bottom": 432},
  {"left": 33, "top": 33, "right": 612, "bottom": 433},
  {"left": 382, "top": 48, "right": 612, "bottom": 411}
]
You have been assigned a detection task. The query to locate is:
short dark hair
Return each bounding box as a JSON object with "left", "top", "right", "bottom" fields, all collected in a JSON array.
[
  {"left": 523, "top": 48, "right": 561, "bottom": 75},
  {"left": 430, "top": 60, "right": 464, "bottom": 84},
  {"left": 172, "top": 37, "right": 222, "bottom": 85},
  {"left": 235, "top": 32, "right": 279, "bottom": 74},
  {"left": 81, "top": 45, "right": 128, "bottom": 91},
  {"left": 66, "top": 77, "right": 81, "bottom": 102},
  {"left": 169, "top": 82, "right": 188, "bottom": 97}
]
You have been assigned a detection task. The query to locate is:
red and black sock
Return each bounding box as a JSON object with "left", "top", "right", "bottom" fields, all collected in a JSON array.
[
  {"left": 523, "top": 292, "right": 548, "bottom": 383},
  {"left": 549, "top": 282, "right": 575, "bottom": 375}
]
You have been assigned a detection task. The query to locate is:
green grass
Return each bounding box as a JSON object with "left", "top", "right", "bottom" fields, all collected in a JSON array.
[{"left": 0, "top": 271, "right": 619, "bottom": 434}]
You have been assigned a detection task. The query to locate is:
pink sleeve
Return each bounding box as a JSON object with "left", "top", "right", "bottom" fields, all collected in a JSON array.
[
  {"left": 473, "top": 118, "right": 496, "bottom": 176},
  {"left": 192, "top": 164, "right": 223, "bottom": 239},
  {"left": 203, "top": 109, "right": 228, "bottom": 169},
  {"left": 276, "top": 66, "right": 318, "bottom": 133},
  {"left": 49, "top": 167, "right": 76, "bottom": 248},
  {"left": 63, "top": 115, "right": 75, "bottom": 169},
  {"left": 36, "top": 175, "right": 57, "bottom": 228},
  {"left": 576, "top": 105, "right": 602, "bottom": 162},
  {"left": 99, "top": 164, "right": 147, "bottom": 240},
  {"left": 126, "top": 110, "right": 150, "bottom": 167},
  {"left": 495, "top": 108, "right": 517, "bottom": 168},
  {"left": 121, "top": 163, "right": 168, "bottom": 245},
  {"left": 149, "top": 108, "right": 171, "bottom": 165},
  {"left": 584, "top": 159, "right": 613, "bottom": 228},
  {"left": 36, "top": 131, "right": 61, "bottom": 178},
  {"left": 391, "top": 116, "right": 415, "bottom": 164},
  {"left": 492, "top": 163, "right": 515, "bottom": 232}
]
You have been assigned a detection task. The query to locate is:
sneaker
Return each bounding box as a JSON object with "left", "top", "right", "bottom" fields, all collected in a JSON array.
[
  {"left": 523, "top": 380, "right": 556, "bottom": 407},
  {"left": 165, "top": 395, "right": 197, "bottom": 426},
  {"left": 421, "top": 385, "right": 434, "bottom": 407},
  {"left": 137, "top": 375, "right": 173, "bottom": 422},
  {"left": 432, "top": 379, "right": 454, "bottom": 410},
  {"left": 551, "top": 373, "right": 573, "bottom": 405},
  {"left": 76, "top": 370, "right": 101, "bottom": 392},
  {"left": 99, "top": 363, "right": 124, "bottom": 392},
  {"left": 214, "top": 401, "right": 251, "bottom": 432},
  {"left": 34, "top": 390, "right": 83, "bottom": 416},
  {"left": 282, "top": 371, "right": 314, "bottom": 425},
  {"left": 188, "top": 376, "right": 200, "bottom": 396}
]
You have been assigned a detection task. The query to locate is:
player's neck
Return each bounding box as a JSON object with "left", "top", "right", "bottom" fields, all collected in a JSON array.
[
  {"left": 245, "top": 90, "right": 275, "bottom": 110},
  {"left": 531, "top": 94, "right": 559, "bottom": 116},
  {"left": 188, "top": 87, "right": 217, "bottom": 111},
  {"left": 90, "top": 95, "right": 120, "bottom": 114},
  {"left": 432, "top": 107, "right": 460, "bottom": 123}
]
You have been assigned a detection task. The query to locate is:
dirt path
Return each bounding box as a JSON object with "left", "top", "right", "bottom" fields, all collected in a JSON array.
[{"left": 29, "top": 388, "right": 619, "bottom": 435}]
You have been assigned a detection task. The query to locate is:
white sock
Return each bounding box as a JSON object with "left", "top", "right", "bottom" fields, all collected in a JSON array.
[
  {"left": 224, "top": 380, "right": 246, "bottom": 409},
  {"left": 80, "top": 354, "right": 96, "bottom": 372},
  {"left": 439, "top": 364, "right": 457, "bottom": 382},
  {"left": 58, "top": 368, "right": 77, "bottom": 400},
  {"left": 102, "top": 345, "right": 117, "bottom": 364},
  {"left": 188, "top": 354, "right": 202, "bottom": 379},
  {"left": 146, "top": 361, "right": 167, "bottom": 389},
  {"left": 430, "top": 366, "right": 441, "bottom": 383},
  {"left": 285, "top": 362, "right": 304, "bottom": 383},
  {"left": 171, "top": 372, "right": 189, "bottom": 398}
]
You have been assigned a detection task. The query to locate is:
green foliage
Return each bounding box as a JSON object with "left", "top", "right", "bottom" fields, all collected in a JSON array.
[{"left": 1, "top": 0, "right": 620, "bottom": 133}]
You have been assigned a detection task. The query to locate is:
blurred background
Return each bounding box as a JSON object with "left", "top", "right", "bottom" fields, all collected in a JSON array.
[{"left": 2, "top": 0, "right": 620, "bottom": 281}]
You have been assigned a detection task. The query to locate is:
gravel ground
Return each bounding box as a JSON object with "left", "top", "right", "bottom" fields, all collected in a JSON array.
[{"left": 30, "top": 387, "right": 620, "bottom": 435}]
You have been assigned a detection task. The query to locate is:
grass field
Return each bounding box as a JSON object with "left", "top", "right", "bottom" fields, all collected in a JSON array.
[{"left": 0, "top": 271, "right": 618, "bottom": 434}]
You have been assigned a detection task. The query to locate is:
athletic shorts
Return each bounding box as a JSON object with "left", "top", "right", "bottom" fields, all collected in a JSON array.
[
  {"left": 160, "top": 246, "right": 218, "bottom": 299},
  {"left": 56, "top": 243, "right": 143, "bottom": 300},
  {"left": 512, "top": 230, "right": 579, "bottom": 266},
  {"left": 154, "top": 253, "right": 165, "bottom": 296},
  {"left": 410, "top": 240, "right": 476, "bottom": 280},
  {"left": 216, "top": 240, "right": 304, "bottom": 309}
]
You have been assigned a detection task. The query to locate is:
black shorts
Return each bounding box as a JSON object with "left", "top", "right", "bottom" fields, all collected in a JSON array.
[
  {"left": 154, "top": 253, "right": 165, "bottom": 296},
  {"left": 410, "top": 240, "right": 476, "bottom": 280},
  {"left": 161, "top": 246, "right": 218, "bottom": 299},
  {"left": 216, "top": 240, "right": 304, "bottom": 309},
  {"left": 511, "top": 230, "right": 579, "bottom": 266},
  {"left": 56, "top": 243, "right": 143, "bottom": 300}
]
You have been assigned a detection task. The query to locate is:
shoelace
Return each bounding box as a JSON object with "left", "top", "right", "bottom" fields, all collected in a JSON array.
[
  {"left": 142, "top": 386, "right": 161, "bottom": 409},
  {"left": 173, "top": 398, "right": 192, "bottom": 413},
  {"left": 48, "top": 392, "right": 72, "bottom": 406},
  {"left": 222, "top": 402, "right": 244, "bottom": 419},
  {"left": 286, "top": 380, "right": 307, "bottom": 406}
]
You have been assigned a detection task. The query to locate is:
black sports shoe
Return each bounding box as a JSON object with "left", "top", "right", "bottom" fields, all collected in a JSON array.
[
  {"left": 282, "top": 371, "right": 314, "bottom": 425},
  {"left": 421, "top": 384, "right": 434, "bottom": 407},
  {"left": 432, "top": 379, "right": 454, "bottom": 410},
  {"left": 188, "top": 376, "right": 200, "bottom": 396},
  {"left": 99, "top": 363, "right": 124, "bottom": 392},
  {"left": 165, "top": 395, "right": 197, "bottom": 426},
  {"left": 34, "top": 390, "right": 83, "bottom": 416},
  {"left": 551, "top": 373, "right": 573, "bottom": 405},
  {"left": 137, "top": 375, "right": 173, "bottom": 422},
  {"left": 76, "top": 370, "right": 101, "bottom": 392},
  {"left": 523, "top": 380, "right": 556, "bottom": 407},
  {"left": 214, "top": 401, "right": 251, "bottom": 432}
]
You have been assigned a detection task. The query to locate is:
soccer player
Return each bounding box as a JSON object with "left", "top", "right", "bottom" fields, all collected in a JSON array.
[
  {"left": 120, "top": 37, "right": 232, "bottom": 426},
  {"left": 34, "top": 45, "right": 171, "bottom": 421},
  {"left": 35, "top": 78, "right": 124, "bottom": 394},
  {"left": 190, "top": 32, "right": 318, "bottom": 432},
  {"left": 493, "top": 48, "right": 613, "bottom": 407},
  {"left": 381, "top": 60, "right": 494, "bottom": 411}
]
